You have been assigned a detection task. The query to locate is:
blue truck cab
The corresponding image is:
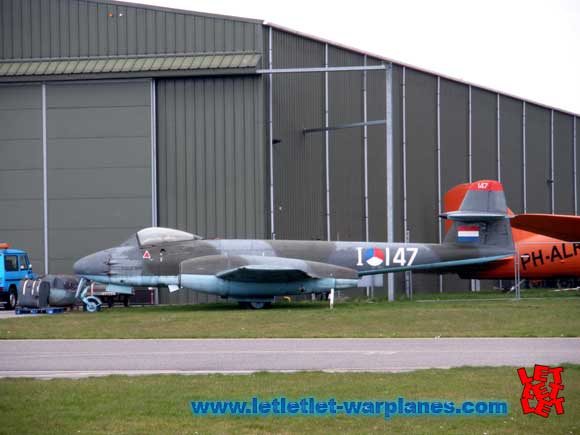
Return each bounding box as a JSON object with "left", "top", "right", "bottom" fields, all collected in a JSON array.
[{"left": 0, "top": 243, "right": 36, "bottom": 310}]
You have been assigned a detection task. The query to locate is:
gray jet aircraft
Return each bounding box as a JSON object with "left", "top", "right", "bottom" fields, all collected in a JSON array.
[{"left": 74, "top": 180, "right": 515, "bottom": 309}]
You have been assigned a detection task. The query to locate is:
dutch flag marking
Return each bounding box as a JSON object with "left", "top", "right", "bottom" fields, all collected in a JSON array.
[{"left": 457, "top": 225, "right": 480, "bottom": 243}]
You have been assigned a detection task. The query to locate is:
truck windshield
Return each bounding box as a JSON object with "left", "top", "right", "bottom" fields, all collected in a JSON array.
[{"left": 19, "top": 255, "right": 29, "bottom": 270}]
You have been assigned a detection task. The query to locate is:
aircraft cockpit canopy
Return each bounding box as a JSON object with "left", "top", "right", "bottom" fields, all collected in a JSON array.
[{"left": 136, "top": 227, "right": 202, "bottom": 247}]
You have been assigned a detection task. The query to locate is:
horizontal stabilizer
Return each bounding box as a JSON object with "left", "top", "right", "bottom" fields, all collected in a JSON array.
[{"left": 440, "top": 211, "right": 509, "bottom": 222}]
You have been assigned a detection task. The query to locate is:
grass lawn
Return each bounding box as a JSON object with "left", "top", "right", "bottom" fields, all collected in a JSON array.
[
  {"left": 0, "top": 366, "right": 577, "bottom": 434},
  {"left": 0, "top": 290, "right": 578, "bottom": 339}
]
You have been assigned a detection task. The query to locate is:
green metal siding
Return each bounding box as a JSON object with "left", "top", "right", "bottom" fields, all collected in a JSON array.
[
  {"left": 405, "top": 68, "right": 438, "bottom": 292},
  {"left": 156, "top": 77, "right": 265, "bottom": 239},
  {"left": 525, "top": 103, "right": 551, "bottom": 213},
  {"left": 440, "top": 79, "right": 469, "bottom": 193},
  {"left": 0, "top": 83, "right": 44, "bottom": 269},
  {"left": 328, "top": 47, "right": 365, "bottom": 242},
  {"left": 554, "top": 112, "right": 574, "bottom": 214},
  {"left": 271, "top": 30, "right": 326, "bottom": 240},
  {"left": 367, "top": 65, "right": 388, "bottom": 243},
  {"left": 500, "top": 96, "right": 524, "bottom": 213},
  {"left": 472, "top": 88, "right": 498, "bottom": 181},
  {"left": 0, "top": 0, "right": 262, "bottom": 60},
  {"left": 46, "top": 80, "right": 152, "bottom": 273}
]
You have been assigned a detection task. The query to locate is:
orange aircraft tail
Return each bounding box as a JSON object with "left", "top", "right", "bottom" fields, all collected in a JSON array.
[{"left": 445, "top": 182, "right": 580, "bottom": 242}]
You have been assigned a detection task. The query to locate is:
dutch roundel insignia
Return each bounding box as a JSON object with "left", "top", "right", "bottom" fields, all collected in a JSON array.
[{"left": 142, "top": 250, "right": 152, "bottom": 260}]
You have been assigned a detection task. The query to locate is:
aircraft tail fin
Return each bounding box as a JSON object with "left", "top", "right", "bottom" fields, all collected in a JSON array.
[{"left": 441, "top": 180, "right": 514, "bottom": 249}]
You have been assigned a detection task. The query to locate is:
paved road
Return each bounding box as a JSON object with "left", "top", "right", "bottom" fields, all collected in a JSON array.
[
  {"left": 0, "top": 311, "right": 18, "bottom": 320},
  {"left": 0, "top": 338, "right": 578, "bottom": 379}
]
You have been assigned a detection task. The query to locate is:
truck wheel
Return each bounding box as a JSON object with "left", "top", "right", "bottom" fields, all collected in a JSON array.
[{"left": 6, "top": 287, "right": 17, "bottom": 310}]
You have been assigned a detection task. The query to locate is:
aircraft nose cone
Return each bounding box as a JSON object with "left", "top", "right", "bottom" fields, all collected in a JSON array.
[{"left": 73, "top": 251, "right": 110, "bottom": 277}]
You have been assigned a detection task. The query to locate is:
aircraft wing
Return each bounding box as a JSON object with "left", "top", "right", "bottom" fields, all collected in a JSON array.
[
  {"left": 511, "top": 214, "right": 580, "bottom": 242},
  {"left": 180, "top": 255, "right": 359, "bottom": 283}
]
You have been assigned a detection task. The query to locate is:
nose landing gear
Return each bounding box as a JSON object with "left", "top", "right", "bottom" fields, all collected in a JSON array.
[{"left": 76, "top": 278, "right": 102, "bottom": 312}]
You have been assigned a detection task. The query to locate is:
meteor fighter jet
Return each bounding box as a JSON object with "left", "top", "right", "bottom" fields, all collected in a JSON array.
[{"left": 74, "top": 180, "right": 515, "bottom": 309}]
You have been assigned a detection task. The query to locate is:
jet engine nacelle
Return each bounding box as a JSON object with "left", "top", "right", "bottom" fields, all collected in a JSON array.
[{"left": 179, "top": 274, "right": 358, "bottom": 297}]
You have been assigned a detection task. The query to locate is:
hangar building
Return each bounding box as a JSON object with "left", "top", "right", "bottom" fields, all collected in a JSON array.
[{"left": 1, "top": 0, "right": 578, "bottom": 302}]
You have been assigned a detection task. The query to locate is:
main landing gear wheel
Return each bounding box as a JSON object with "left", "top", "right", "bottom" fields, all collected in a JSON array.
[
  {"left": 249, "top": 302, "right": 271, "bottom": 310},
  {"left": 83, "top": 296, "right": 102, "bottom": 313}
]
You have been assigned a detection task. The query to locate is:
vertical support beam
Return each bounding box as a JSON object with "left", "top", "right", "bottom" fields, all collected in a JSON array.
[
  {"left": 550, "top": 109, "right": 555, "bottom": 213},
  {"left": 468, "top": 85, "right": 472, "bottom": 182},
  {"left": 268, "top": 26, "right": 275, "bottom": 239},
  {"left": 401, "top": 67, "right": 408, "bottom": 242},
  {"left": 574, "top": 116, "right": 578, "bottom": 215},
  {"left": 363, "top": 55, "right": 371, "bottom": 299},
  {"left": 150, "top": 79, "right": 158, "bottom": 227},
  {"left": 496, "top": 94, "right": 501, "bottom": 182},
  {"left": 41, "top": 83, "right": 48, "bottom": 275},
  {"left": 436, "top": 77, "right": 443, "bottom": 293},
  {"left": 401, "top": 66, "right": 410, "bottom": 299},
  {"left": 522, "top": 101, "right": 527, "bottom": 213},
  {"left": 363, "top": 55, "right": 369, "bottom": 243},
  {"left": 385, "top": 62, "right": 394, "bottom": 302},
  {"left": 467, "top": 85, "right": 478, "bottom": 291},
  {"left": 324, "top": 43, "right": 331, "bottom": 241}
]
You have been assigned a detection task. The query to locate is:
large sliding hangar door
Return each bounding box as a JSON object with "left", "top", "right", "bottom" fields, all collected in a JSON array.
[
  {"left": 45, "top": 80, "right": 152, "bottom": 273},
  {"left": 0, "top": 80, "right": 153, "bottom": 275},
  {"left": 0, "top": 84, "right": 44, "bottom": 271}
]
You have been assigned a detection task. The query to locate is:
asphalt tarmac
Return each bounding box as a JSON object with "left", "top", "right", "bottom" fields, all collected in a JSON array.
[{"left": 0, "top": 338, "right": 578, "bottom": 379}]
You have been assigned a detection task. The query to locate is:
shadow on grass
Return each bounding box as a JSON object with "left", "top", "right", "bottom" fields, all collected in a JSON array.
[{"left": 134, "top": 301, "right": 328, "bottom": 313}]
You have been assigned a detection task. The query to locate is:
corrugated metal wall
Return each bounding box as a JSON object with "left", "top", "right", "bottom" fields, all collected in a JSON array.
[
  {"left": 0, "top": 0, "right": 262, "bottom": 60},
  {"left": 525, "top": 103, "right": 551, "bottom": 213},
  {"left": 328, "top": 47, "right": 365, "bottom": 243},
  {"left": 553, "top": 112, "right": 574, "bottom": 214},
  {"left": 403, "top": 69, "right": 439, "bottom": 292},
  {"left": 271, "top": 30, "right": 326, "bottom": 240},
  {"left": 0, "top": 84, "right": 44, "bottom": 269},
  {"left": 500, "top": 96, "right": 524, "bottom": 213},
  {"left": 156, "top": 76, "right": 265, "bottom": 304}
]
